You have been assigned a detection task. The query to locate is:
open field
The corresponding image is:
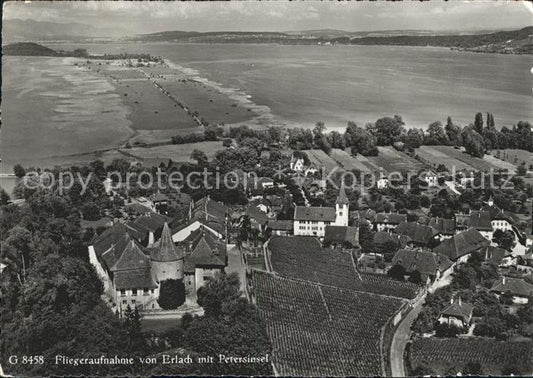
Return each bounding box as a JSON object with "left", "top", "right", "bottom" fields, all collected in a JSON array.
[
  {"left": 490, "top": 149, "right": 532, "bottom": 168},
  {"left": 306, "top": 149, "right": 342, "bottom": 172},
  {"left": 363, "top": 147, "right": 426, "bottom": 174},
  {"left": 409, "top": 338, "right": 533, "bottom": 375},
  {"left": 120, "top": 141, "right": 223, "bottom": 163},
  {"left": 416, "top": 146, "right": 475, "bottom": 172},
  {"left": 330, "top": 149, "right": 371, "bottom": 172},
  {"left": 252, "top": 270, "right": 404, "bottom": 376},
  {"left": 429, "top": 146, "right": 517, "bottom": 172}
]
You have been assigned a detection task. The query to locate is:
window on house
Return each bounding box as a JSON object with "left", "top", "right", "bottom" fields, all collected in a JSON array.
[
  {"left": 131, "top": 299, "right": 136, "bottom": 304},
  {"left": 122, "top": 300, "right": 127, "bottom": 305},
  {"left": 132, "top": 289, "right": 137, "bottom": 296},
  {"left": 143, "top": 288, "right": 149, "bottom": 295},
  {"left": 120, "top": 289, "right": 126, "bottom": 297},
  {"left": 151, "top": 289, "right": 154, "bottom": 294}
]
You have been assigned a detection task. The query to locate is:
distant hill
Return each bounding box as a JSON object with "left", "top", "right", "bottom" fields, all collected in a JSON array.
[
  {"left": 129, "top": 26, "right": 533, "bottom": 54},
  {"left": 3, "top": 19, "right": 129, "bottom": 43},
  {"left": 3, "top": 42, "right": 60, "bottom": 56}
]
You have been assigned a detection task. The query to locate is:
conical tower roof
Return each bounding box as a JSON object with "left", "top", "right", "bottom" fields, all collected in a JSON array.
[
  {"left": 151, "top": 222, "right": 183, "bottom": 262},
  {"left": 336, "top": 181, "right": 349, "bottom": 205}
]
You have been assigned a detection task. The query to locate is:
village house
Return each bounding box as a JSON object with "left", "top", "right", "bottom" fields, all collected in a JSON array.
[
  {"left": 323, "top": 225, "right": 360, "bottom": 251},
  {"left": 394, "top": 222, "right": 440, "bottom": 248},
  {"left": 293, "top": 183, "right": 349, "bottom": 237},
  {"left": 432, "top": 227, "right": 490, "bottom": 262},
  {"left": 480, "top": 245, "right": 510, "bottom": 266},
  {"left": 151, "top": 192, "right": 169, "bottom": 214},
  {"left": 373, "top": 231, "right": 412, "bottom": 248},
  {"left": 290, "top": 156, "right": 305, "bottom": 172},
  {"left": 438, "top": 297, "right": 474, "bottom": 328},
  {"left": 490, "top": 276, "right": 533, "bottom": 304},
  {"left": 376, "top": 171, "right": 389, "bottom": 190},
  {"left": 245, "top": 204, "right": 272, "bottom": 233},
  {"left": 455, "top": 211, "right": 494, "bottom": 241},
  {"left": 374, "top": 212, "right": 407, "bottom": 232},
  {"left": 421, "top": 170, "right": 439, "bottom": 188},
  {"left": 392, "top": 248, "right": 452, "bottom": 283},
  {"left": 426, "top": 217, "right": 456, "bottom": 239},
  {"left": 267, "top": 220, "right": 294, "bottom": 236}
]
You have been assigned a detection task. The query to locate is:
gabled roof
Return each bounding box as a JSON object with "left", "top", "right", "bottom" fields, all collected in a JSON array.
[
  {"left": 294, "top": 206, "right": 336, "bottom": 222},
  {"left": 440, "top": 299, "right": 473, "bottom": 324},
  {"left": 267, "top": 220, "right": 294, "bottom": 231},
  {"left": 324, "top": 226, "right": 359, "bottom": 247},
  {"left": 110, "top": 238, "right": 151, "bottom": 272},
  {"left": 127, "top": 212, "right": 170, "bottom": 240},
  {"left": 394, "top": 222, "right": 439, "bottom": 245},
  {"left": 358, "top": 209, "right": 377, "bottom": 222},
  {"left": 191, "top": 196, "right": 228, "bottom": 224},
  {"left": 426, "top": 217, "right": 455, "bottom": 235},
  {"left": 375, "top": 212, "right": 407, "bottom": 225},
  {"left": 114, "top": 269, "right": 157, "bottom": 290},
  {"left": 91, "top": 222, "right": 130, "bottom": 258},
  {"left": 392, "top": 249, "right": 452, "bottom": 277},
  {"left": 152, "top": 192, "right": 169, "bottom": 202},
  {"left": 373, "top": 231, "right": 411, "bottom": 247},
  {"left": 151, "top": 223, "right": 184, "bottom": 262},
  {"left": 433, "top": 228, "right": 490, "bottom": 261},
  {"left": 124, "top": 203, "right": 152, "bottom": 214},
  {"left": 490, "top": 277, "right": 533, "bottom": 297},
  {"left": 184, "top": 234, "right": 226, "bottom": 273}
]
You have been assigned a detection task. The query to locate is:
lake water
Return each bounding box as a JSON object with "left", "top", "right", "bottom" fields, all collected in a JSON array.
[{"left": 2, "top": 42, "right": 532, "bottom": 173}]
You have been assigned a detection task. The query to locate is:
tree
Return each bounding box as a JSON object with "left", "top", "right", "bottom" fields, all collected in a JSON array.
[
  {"left": 516, "top": 164, "right": 527, "bottom": 176},
  {"left": 426, "top": 121, "right": 449, "bottom": 145},
  {"left": 492, "top": 229, "right": 515, "bottom": 251},
  {"left": 404, "top": 128, "right": 424, "bottom": 150},
  {"left": 486, "top": 112, "right": 495, "bottom": 130},
  {"left": 462, "top": 127, "right": 486, "bottom": 158},
  {"left": 409, "top": 270, "right": 423, "bottom": 285},
  {"left": 13, "top": 164, "right": 26, "bottom": 178},
  {"left": 81, "top": 201, "right": 101, "bottom": 220},
  {"left": 474, "top": 112, "right": 484, "bottom": 134},
  {"left": 197, "top": 273, "right": 242, "bottom": 317},
  {"left": 463, "top": 361, "right": 483, "bottom": 375},
  {"left": 345, "top": 122, "right": 378, "bottom": 156},
  {"left": 158, "top": 279, "right": 186, "bottom": 309},
  {"left": 222, "top": 138, "right": 232, "bottom": 147},
  {"left": 0, "top": 188, "right": 10, "bottom": 205},
  {"left": 388, "top": 264, "right": 406, "bottom": 281},
  {"left": 190, "top": 149, "right": 208, "bottom": 166},
  {"left": 239, "top": 137, "right": 263, "bottom": 154},
  {"left": 445, "top": 116, "right": 462, "bottom": 145},
  {"left": 123, "top": 305, "right": 147, "bottom": 355},
  {"left": 366, "top": 115, "right": 405, "bottom": 146}
]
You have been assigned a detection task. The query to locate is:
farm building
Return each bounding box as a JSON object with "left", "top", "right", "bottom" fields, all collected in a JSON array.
[
  {"left": 490, "top": 276, "right": 533, "bottom": 304},
  {"left": 374, "top": 212, "right": 407, "bottom": 232},
  {"left": 433, "top": 228, "right": 490, "bottom": 262},
  {"left": 391, "top": 249, "right": 452, "bottom": 282},
  {"left": 394, "top": 222, "right": 440, "bottom": 247}
]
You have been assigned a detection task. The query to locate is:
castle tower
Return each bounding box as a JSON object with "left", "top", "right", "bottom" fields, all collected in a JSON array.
[
  {"left": 334, "top": 181, "right": 349, "bottom": 227},
  {"left": 150, "top": 222, "right": 184, "bottom": 282}
]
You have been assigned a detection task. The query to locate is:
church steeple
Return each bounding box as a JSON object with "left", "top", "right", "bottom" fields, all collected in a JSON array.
[{"left": 336, "top": 181, "right": 349, "bottom": 206}]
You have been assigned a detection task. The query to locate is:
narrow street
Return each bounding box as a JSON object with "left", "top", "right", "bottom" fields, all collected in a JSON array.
[
  {"left": 390, "top": 294, "right": 426, "bottom": 377},
  {"left": 225, "top": 244, "right": 247, "bottom": 294}
]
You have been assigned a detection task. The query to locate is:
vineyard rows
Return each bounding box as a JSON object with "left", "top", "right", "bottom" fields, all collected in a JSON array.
[
  {"left": 410, "top": 338, "right": 533, "bottom": 369},
  {"left": 268, "top": 236, "right": 420, "bottom": 299},
  {"left": 253, "top": 270, "right": 404, "bottom": 376}
]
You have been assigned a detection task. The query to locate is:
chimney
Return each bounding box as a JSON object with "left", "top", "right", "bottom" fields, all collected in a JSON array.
[
  {"left": 458, "top": 297, "right": 462, "bottom": 306},
  {"left": 450, "top": 297, "right": 454, "bottom": 304},
  {"left": 502, "top": 276, "right": 506, "bottom": 285}
]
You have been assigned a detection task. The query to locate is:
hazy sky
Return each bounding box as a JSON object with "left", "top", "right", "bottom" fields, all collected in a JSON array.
[{"left": 3, "top": 1, "right": 533, "bottom": 34}]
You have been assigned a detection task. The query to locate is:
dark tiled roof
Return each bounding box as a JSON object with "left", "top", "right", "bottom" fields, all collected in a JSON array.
[
  {"left": 246, "top": 205, "right": 271, "bottom": 226},
  {"left": 151, "top": 223, "right": 184, "bottom": 262},
  {"left": 114, "top": 268, "right": 157, "bottom": 290},
  {"left": 191, "top": 197, "right": 228, "bottom": 224},
  {"left": 267, "top": 220, "right": 294, "bottom": 231},
  {"left": 394, "top": 222, "right": 439, "bottom": 245},
  {"left": 110, "top": 239, "right": 151, "bottom": 272},
  {"left": 152, "top": 192, "right": 169, "bottom": 202},
  {"left": 294, "top": 206, "right": 336, "bottom": 222},
  {"left": 375, "top": 213, "right": 407, "bottom": 225},
  {"left": 426, "top": 217, "right": 455, "bottom": 235},
  {"left": 101, "top": 233, "right": 132, "bottom": 271},
  {"left": 440, "top": 299, "right": 473, "bottom": 324},
  {"left": 373, "top": 232, "right": 411, "bottom": 247},
  {"left": 358, "top": 209, "right": 377, "bottom": 222},
  {"left": 392, "top": 249, "right": 452, "bottom": 277},
  {"left": 490, "top": 277, "right": 533, "bottom": 297},
  {"left": 465, "top": 211, "right": 493, "bottom": 231},
  {"left": 433, "top": 228, "right": 490, "bottom": 261},
  {"left": 481, "top": 245, "right": 508, "bottom": 265},
  {"left": 92, "top": 222, "right": 130, "bottom": 257},
  {"left": 324, "top": 226, "right": 359, "bottom": 247},
  {"left": 124, "top": 203, "right": 152, "bottom": 214}
]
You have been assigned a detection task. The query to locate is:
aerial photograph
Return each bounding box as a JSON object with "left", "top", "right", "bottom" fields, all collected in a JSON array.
[{"left": 0, "top": 1, "right": 532, "bottom": 376}]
